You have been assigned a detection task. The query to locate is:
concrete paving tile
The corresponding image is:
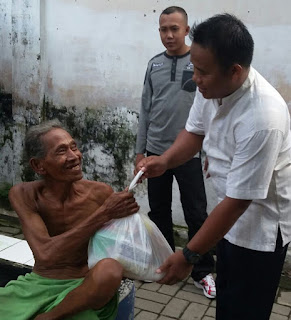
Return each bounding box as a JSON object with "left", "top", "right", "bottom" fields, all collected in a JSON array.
[
  {"left": 181, "top": 302, "right": 208, "bottom": 320},
  {"left": 134, "top": 297, "right": 165, "bottom": 313},
  {"left": 158, "top": 316, "right": 178, "bottom": 320},
  {"left": 186, "top": 276, "right": 192, "bottom": 284},
  {"left": 176, "top": 290, "right": 211, "bottom": 305},
  {"left": 134, "top": 308, "right": 141, "bottom": 316},
  {"left": 134, "top": 280, "right": 143, "bottom": 289},
  {"left": 205, "top": 306, "right": 216, "bottom": 318},
  {"left": 140, "top": 281, "right": 162, "bottom": 291},
  {"left": 202, "top": 317, "right": 215, "bottom": 320},
  {"left": 158, "top": 282, "right": 184, "bottom": 296},
  {"left": 278, "top": 291, "right": 291, "bottom": 307},
  {"left": 270, "top": 313, "right": 288, "bottom": 320},
  {"left": 161, "top": 297, "right": 189, "bottom": 318},
  {"left": 272, "top": 303, "right": 291, "bottom": 316},
  {"left": 135, "top": 311, "right": 158, "bottom": 320},
  {"left": 210, "top": 299, "right": 216, "bottom": 307},
  {"left": 135, "top": 289, "right": 171, "bottom": 304}
]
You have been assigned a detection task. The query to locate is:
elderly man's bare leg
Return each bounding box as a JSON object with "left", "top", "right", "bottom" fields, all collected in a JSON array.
[{"left": 35, "top": 258, "right": 123, "bottom": 320}]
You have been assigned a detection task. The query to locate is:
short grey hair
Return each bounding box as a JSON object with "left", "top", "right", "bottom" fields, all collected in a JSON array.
[{"left": 25, "top": 119, "right": 64, "bottom": 159}]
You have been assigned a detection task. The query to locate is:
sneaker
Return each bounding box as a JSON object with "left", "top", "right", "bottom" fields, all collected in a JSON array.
[{"left": 194, "top": 273, "right": 216, "bottom": 299}]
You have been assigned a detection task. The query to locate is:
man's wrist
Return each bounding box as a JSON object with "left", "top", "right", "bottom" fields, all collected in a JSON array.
[{"left": 160, "top": 153, "right": 170, "bottom": 170}]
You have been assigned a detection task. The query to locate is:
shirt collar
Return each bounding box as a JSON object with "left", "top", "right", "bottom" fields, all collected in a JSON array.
[{"left": 219, "top": 66, "right": 255, "bottom": 106}]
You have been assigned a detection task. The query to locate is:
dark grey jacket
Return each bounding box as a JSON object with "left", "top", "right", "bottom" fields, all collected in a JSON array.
[{"left": 136, "top": 51, "right": 196, "bottom": 155}]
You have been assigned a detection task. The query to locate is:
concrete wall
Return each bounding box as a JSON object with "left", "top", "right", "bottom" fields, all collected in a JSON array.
[
  {"left": 41, "top": 0, "right": 291, "bottom": 112},
  {"left": 0, "top": 0, "right": 291, "bottom": 226}
]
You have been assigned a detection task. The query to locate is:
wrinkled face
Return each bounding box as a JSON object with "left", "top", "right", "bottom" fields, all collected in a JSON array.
[
  {"left": 39, "top": 128, "right": 83, "bottom": 182},
  {"left": 191, "top": 42, "right": 234, "bottom": 99},
  {"left": 159, "top": 12, "right": 189, "bottom": 56}
]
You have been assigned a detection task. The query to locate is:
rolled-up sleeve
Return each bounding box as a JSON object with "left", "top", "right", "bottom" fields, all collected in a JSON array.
[{"left": 185, "top": 91, "right": 205, "bottom": 135}]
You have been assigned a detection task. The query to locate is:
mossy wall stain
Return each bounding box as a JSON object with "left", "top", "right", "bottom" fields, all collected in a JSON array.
[
  {"left": 0, "top": 92, "right": 14, "bottom": 185},
  {"left": 20, "top": 98, "right": 138, "bottom": 190}
]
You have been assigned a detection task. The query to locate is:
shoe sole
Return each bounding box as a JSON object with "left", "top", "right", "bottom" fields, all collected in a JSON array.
[{"left": 194, "top": 281, "right": 216, "bottom": 299}]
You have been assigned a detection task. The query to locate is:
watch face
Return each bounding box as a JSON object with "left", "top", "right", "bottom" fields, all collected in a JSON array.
[{"left": 183, "top": 247, "right": 201, "bottom": 264}]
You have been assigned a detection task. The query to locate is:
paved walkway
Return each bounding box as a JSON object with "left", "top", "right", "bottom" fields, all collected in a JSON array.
[
  {"left": 133, "top": 276, "right": 291, "bottom": 320},
  {"left": 1, "top": 210, "right": 291, "bottom": 319}
]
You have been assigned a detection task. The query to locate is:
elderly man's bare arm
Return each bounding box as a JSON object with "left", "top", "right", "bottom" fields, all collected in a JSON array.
[{"left": 9, "top": 180, "right": 139, "bottom": 276}]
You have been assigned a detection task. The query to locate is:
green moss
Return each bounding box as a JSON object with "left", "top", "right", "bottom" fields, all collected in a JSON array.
[
  {"left": 20, "top": 160, "right": 37, "bottom": 182},
  {"left": 0, "top": 92, "right": 12, "bottom": 123},
  {"left": 0, "top": 92, "right": 13, "bottom": 148},
  {"left": 0, "top": 182, "right": 12, "bottom": 210}
]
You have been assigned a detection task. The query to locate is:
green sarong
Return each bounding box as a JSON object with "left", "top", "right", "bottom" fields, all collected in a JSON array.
[{"left": 0, "top": 272, "right": 118, "bottom": 320}]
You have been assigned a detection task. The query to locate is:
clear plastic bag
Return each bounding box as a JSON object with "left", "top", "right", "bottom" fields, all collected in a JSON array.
[{"left": 88, "top": 213, "right": 174, "bottom": 281}]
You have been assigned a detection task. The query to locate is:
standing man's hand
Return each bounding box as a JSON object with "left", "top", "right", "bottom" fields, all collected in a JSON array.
[
  {"left": 136, "top": 154, "right": 168, "bottom": 179},
  {"left": 156, "top": 250, "right": 192, "bottom": 285},
  {"left": 134, "top": 153, "right": 145, "bottom": 175}
]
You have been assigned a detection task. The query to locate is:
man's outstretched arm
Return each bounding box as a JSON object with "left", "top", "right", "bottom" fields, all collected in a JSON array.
[
  {"left": 137, "top": 129, "right": 204, "bottom": 178},
  {"left": 157, "top": 196, "right": 251, "bottom": 284}
]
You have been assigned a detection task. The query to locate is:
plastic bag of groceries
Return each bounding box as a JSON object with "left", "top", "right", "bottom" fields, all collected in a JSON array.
[{"left": 88, "top": 212, "right": 174, "bottom": 281}]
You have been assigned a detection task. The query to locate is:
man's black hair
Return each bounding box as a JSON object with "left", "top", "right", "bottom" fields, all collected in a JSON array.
[
  {"left": 190, "top": 13, "right": 254, "bottom": 71},
  {"left": 160, "top": 6, "right": 188, "bottom": 24}
]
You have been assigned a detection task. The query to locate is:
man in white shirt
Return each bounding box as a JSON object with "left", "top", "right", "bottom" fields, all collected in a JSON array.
[{"left": 136, "top": 13, "right": 291, "bottom": 320}]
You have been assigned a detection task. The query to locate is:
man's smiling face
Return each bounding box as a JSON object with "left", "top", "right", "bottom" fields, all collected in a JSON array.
[
  {"left": 39, "top": 128, "right": 83, "bottom": 182},
  {"left": 191, "top": 42, "right": 235, "bottom": 99}
]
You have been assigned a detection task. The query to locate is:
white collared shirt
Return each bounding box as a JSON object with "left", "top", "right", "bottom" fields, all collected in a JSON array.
[{"left": 186, "top": 67, "right": 291, "bottom": 251}]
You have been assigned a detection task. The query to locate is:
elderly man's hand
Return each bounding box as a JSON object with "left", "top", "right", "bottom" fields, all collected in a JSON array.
[
  {"left": 102, "top": 190, "right": 139, "bottom": 219},
  {"left": 156, "top": 250, "right": 192, "bottom": 285}
]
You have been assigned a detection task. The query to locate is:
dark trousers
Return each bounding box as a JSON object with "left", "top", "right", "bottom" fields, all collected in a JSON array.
[
  {"left": 216, "top": 231, "right": 288, "bottom": 320},
  {"left": 147, "top": 151, "right": 215, "bottom": 281}
]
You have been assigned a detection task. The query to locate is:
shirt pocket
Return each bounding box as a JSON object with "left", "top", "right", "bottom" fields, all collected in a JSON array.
[{"left": 181, "top": 70, "right": 196, "bottom": 92}]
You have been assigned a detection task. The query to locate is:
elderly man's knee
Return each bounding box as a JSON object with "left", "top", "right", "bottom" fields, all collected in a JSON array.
[
  {"left": 91, "top": 258, "right": 123, "bottom": 286},
  {"left": 82, "top": 259, "right": 123, "bottom": 309}
]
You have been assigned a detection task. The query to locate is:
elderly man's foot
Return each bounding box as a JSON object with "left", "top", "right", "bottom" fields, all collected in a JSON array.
[{"left": 193, "top": 273, "right": 216, "bottom": 299}]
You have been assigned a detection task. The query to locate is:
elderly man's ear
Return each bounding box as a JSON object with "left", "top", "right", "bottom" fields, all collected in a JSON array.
[{"left": 30, "top": 158, "right": 47, "bottom": 175}]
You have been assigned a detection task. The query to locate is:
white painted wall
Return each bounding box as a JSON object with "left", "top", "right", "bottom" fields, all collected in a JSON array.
[
  {"left": 0, "top": 1, "right": 12, "bottom": 93},
  {"left": 37, "top": 0, "right": 291, "bottom": 113}
]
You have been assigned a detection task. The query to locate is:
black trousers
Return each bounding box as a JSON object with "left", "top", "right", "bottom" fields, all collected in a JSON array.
[
  {"left": 216, "top": 231, "right": 288, "bottom": 320},
  {"left": 147, "top": 151, "right": 215, "bottom": 281}
]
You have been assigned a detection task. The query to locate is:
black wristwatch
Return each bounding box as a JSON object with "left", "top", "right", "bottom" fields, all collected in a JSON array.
[{"left": 182, "top": 247, "right": 201, "bottom": 265}]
